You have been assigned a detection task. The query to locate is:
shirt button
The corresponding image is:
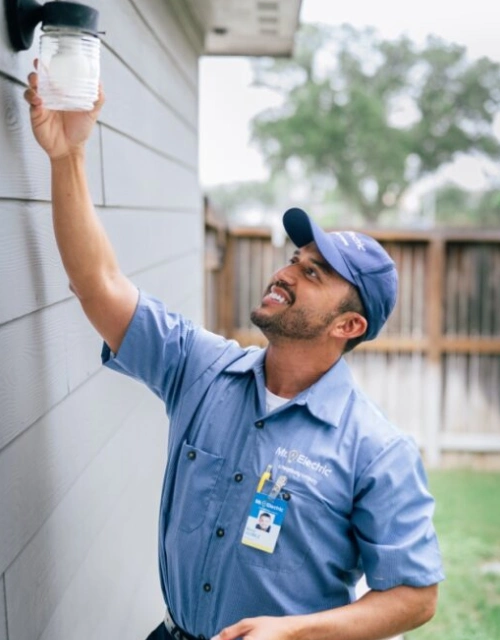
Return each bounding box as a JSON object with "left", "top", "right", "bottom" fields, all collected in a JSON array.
[
  {"left": 234, "top": 473, "right": 243, "bottom": 482},
  {"left": 216, "top": 528, "right": 225, "bottom": 537},
  {"left": 187, "top": 450, "right": 196, "bottom": 460},
  {"left": 199, "top": 636, "right": 206, "bottom": 640},
  {"left": 255, "top": 420, "right": 264, "bottom": 428},
  {"left": 203, "top": 583, "right": 212, "bottom": 592}
]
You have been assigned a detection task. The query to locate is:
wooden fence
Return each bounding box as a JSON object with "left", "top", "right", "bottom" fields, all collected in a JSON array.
[{"left": 205, "top": 207, "right": 500, "bottom": 468}]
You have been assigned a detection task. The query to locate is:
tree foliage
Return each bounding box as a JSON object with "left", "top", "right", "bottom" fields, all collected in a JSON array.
[
  {"left": 435, "top": 184, "right": 500, "bottom": 226},
  {"left": 251, "top": 24, "right": 500, "bottom": 222}
]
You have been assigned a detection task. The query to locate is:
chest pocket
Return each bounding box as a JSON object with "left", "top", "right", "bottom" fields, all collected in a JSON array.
[
  {"left": 173, "top": 442, "right": 224, "bottom": 533},
  {"left": 236, "top": 480, "right": 313, "bottom": 573},
  {"left": 237, "top": 476, "right": 355, "bottom": 574}
]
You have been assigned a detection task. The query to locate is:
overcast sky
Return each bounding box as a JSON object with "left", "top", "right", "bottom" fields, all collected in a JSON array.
[{"left": 199, "top": 0, "right": 500, "bottom": 188}]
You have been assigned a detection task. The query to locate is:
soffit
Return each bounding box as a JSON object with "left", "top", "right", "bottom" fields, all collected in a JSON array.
[{"left": 183, "top": 0, "right": 302, "bottom": 56}]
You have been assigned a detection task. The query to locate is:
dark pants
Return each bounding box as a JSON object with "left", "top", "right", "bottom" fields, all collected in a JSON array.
[{"left": 146, "top": 623, "right": 171, "bottom": 640}]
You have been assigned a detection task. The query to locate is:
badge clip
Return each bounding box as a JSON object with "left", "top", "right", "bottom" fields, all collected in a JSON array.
[{"left": 268, "top": 474, "right": 287, "bottom": 500}]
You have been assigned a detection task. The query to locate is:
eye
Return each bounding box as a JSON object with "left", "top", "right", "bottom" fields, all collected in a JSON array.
[{"left": 305, "top": 266, "right": 318, "bottom": 278}]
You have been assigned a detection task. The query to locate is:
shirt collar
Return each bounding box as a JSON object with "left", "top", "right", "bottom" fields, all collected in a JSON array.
[
  {"left": 225, "top": 346, "right": 266, "bottom": 373},
  {"left": 294, "top": 357, "right": 355, "bottom": 427},
  {"left": 225, "top": 348, "right": 355, "bottom": 428}
]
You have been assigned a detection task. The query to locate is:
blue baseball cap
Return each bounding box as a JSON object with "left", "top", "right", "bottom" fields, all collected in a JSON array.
[{"left": 283, "top": 207, "right": 398, "bottom": 341}]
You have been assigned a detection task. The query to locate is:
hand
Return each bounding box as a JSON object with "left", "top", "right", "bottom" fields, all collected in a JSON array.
[
  {"left": 212, "top": 615, "right": 299, "bottom": 640},
  {"left": 24, "top": 61, "right": 105, "bottom": 160}
]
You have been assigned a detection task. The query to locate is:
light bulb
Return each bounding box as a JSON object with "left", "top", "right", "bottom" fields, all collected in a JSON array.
[
  {"left": 49, "top": 35, "right": 93, "bottom": 93},
  {"left": 38, "top": 29, "right": 100, "bottom": 111}
]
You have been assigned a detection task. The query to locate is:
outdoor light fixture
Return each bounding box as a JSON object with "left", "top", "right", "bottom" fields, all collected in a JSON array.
[{"left": 5, "top": 0, "right": 101, "bottom": 111}]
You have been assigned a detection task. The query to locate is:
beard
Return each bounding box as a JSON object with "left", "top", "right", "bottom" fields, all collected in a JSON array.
[{"left": 250, "top": 304, "right": 338, "bottom": 340}]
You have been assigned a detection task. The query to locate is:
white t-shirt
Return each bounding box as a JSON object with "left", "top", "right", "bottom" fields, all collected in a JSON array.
[{"left": 265, "top": 388, "right": 289, "bottom": 413}]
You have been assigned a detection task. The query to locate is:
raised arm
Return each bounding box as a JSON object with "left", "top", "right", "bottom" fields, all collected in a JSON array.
[{"left": 24, "top": 69, "right": 138, "bottom": 353}]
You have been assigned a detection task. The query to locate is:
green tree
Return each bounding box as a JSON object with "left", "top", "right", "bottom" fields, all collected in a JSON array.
[
  {"left": 207, "top": 179, "right": 277, "bottom": 221},
  {"left": 251, "top": 24, "right": 500, "bottom": 223}
]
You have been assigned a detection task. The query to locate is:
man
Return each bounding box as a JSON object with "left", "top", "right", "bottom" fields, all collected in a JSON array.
[
  {"left": 255, "top": 513, "right": 272, "bottom": 533},
  {"left": 25, "top": 74, "right": 444, "bottom": 640}
]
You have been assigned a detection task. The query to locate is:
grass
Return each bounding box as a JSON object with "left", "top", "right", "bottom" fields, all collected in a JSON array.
[{"left": 407, "top": 470, "right": 500, "bottom": 640}]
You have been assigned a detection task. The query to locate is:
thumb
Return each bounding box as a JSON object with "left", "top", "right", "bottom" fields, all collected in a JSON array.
[{"left": 211, "top": 619, "right": 250, "bottom": 640}]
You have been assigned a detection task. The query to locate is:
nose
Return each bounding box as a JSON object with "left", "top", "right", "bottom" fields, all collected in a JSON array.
[{"left": 272, "top": 262, "right": 296, "bottom": 285}]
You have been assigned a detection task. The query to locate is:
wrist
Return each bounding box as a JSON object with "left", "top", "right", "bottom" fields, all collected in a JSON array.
[
  {"left": 288, "top": 615, "right": 318, "bottom": 640},
  {"left": 49, "top": 147, "right": 86, "bottom": 165}
]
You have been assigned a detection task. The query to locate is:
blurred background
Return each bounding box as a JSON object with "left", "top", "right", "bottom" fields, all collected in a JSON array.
[{"left": 201, "top": 0, "right": 500, "bottom": 232}]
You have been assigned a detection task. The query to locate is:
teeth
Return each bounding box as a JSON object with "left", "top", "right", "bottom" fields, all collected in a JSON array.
[{"left": 269, "top": 291, "right": 287, "bottom": 304}]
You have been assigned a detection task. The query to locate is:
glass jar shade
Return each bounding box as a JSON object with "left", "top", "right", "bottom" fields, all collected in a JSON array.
[{"left": 38, "top": 28, "right": 100, "bottom": 111}]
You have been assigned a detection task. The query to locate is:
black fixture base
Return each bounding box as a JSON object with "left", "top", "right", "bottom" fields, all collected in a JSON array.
[
  {"left": 5, "top": 0, "right": 100, "bottom": 51},
  {"left": 5, "top": 0, "right": 43, "bottom": 51}
]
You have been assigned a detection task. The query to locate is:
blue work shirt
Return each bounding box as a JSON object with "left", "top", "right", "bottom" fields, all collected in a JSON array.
[{"left": 103, "top": 292, "right": 444, "bottom": 638}]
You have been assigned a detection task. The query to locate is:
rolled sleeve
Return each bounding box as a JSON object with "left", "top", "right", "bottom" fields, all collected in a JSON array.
[
  {"left": 101, "top": 291, "right": 233, "bottom": 407},
  {"left": 352, "top": 436, "right": 445, "bottom": 590}
]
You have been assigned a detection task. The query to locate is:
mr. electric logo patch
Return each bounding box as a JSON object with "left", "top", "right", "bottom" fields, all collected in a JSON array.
[{"left": 275, "top": 447, "right": 332, "bottom": 477}]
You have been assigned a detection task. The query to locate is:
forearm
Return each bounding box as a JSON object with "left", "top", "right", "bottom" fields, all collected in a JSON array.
[
  {"left": 292, "top": 585, "right": 438, "bottom": 640},
  {"left": 51, "top": 150, "right": 120, "bottom": 299},
  {"left": 216, "top": 585, "right": 438, "bottom": 640}
]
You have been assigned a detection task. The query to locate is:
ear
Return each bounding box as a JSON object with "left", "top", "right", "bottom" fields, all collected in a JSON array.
[{"left": 329, "top": 312, "right": 368, "bottom": 340}]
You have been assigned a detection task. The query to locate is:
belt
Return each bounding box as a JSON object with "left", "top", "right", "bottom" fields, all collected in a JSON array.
[{"left": 164, "top": 610, "right": 207, "bottom": 640}]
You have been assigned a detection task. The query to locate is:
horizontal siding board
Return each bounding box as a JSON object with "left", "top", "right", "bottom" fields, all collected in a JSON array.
[
  {"left": 65, "top": 299, "right": 104, "bottom": 391},
  {"left": 100, "top": 47, "right": 197, "bottom": 167},
  {"left": 35, "top": 397, "right": 166, "bottom": 640},
  {"left": 100, "top": 208, "right": 202, "bottom": 276},
  {"left": 5, "top": 393, "right": 167, "bottom": 640},
  {"left": 95, "top": 0, "right": 198, "bottom": 127},
  {"left": 130, "top": 0, "right": 200, "bottom": 86},
  {"left": 101, "top": 127, "right": 201, "bottom": 210},
  {"left": 0, "top": 202, "right": 68, "bottom": 326},
  {"left": 0, "top": 299, "right": 116, "bottom": 449},
  {"left": 0, "top": 247, "right": 202, "bottom": 448},
  {"left": 0, "top": 369, "right": 148, "bottom": 576},
  {"left": 176, "top": 287, "right": 205, "bottom": 326},
  {"left": 115, "top": 553, "right": 165, "bottom": 640},
  {"left": 0, "top": 205, "right": 201, "bottom": 326},
  {"left": 138, "top": 279, "right": 204, "bottom": 327},
  {"left": 0, "top": 78, "right": 103, "bottom": 202},
  {"left": 0, "top": 575, "right": 6, "bottom": 640},
  {"left": 0, "top": 301, "right": 69, "bottom": 449},
  {"left": 133, "top": 250, "right": 204, "bottom": 322}
]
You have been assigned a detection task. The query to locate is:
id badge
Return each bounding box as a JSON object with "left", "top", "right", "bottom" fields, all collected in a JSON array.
[{"left": 241, "top": 492, "right": 288, "bottom": 554}]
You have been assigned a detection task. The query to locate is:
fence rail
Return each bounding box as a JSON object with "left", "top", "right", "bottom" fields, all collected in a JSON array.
[{"left": 205, "top": 205, "right": 500, "bottom": 468}]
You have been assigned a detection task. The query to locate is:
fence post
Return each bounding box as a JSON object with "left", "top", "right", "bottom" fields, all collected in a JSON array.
[
  {"left": 218, "top": 232, "right": 235, "bottom": 338},
  {"left": 425, "top": 236, "right": 445, "bottom": 468}
]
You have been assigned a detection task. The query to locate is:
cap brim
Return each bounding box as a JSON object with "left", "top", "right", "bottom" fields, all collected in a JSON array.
[{"left": 282, "top": 208, "right": 357, "bottom": 288}]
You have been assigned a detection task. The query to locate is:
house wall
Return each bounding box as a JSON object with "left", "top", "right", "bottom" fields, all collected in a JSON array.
[{"left": 0, "top": 1, "right": 203, "bottom": 638}]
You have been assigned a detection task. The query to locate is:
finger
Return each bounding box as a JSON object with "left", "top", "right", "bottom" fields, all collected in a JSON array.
[
  {"left": 34, "top": 58, "right": 39, "bottom": 70},
  {"left": 96, "top": 83, "right": 105, "bottom": 107},
  {"left": 27, "top": 71, "right": 38, "bottom": 91},
  {"left": 23, "top": 87, "right": 42, "bottom": 107},
  {"left": 214, "top": 621, "right": 248, "bottom": 640},
  {"left": 89, "top": 83, "right": 105, "bottom": 118}
]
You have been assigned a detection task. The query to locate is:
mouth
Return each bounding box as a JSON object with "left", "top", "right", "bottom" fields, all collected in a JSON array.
[{"left": 262, "top": 283, "right": 294, "bottom": 306}]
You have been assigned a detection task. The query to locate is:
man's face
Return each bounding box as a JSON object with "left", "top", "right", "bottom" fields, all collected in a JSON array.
[
  {"left": 250, "top": 242, "right": 353, "bottom": 341},
  {"left": 258, "top": 514, "right": 271, "bottom": 528}
]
